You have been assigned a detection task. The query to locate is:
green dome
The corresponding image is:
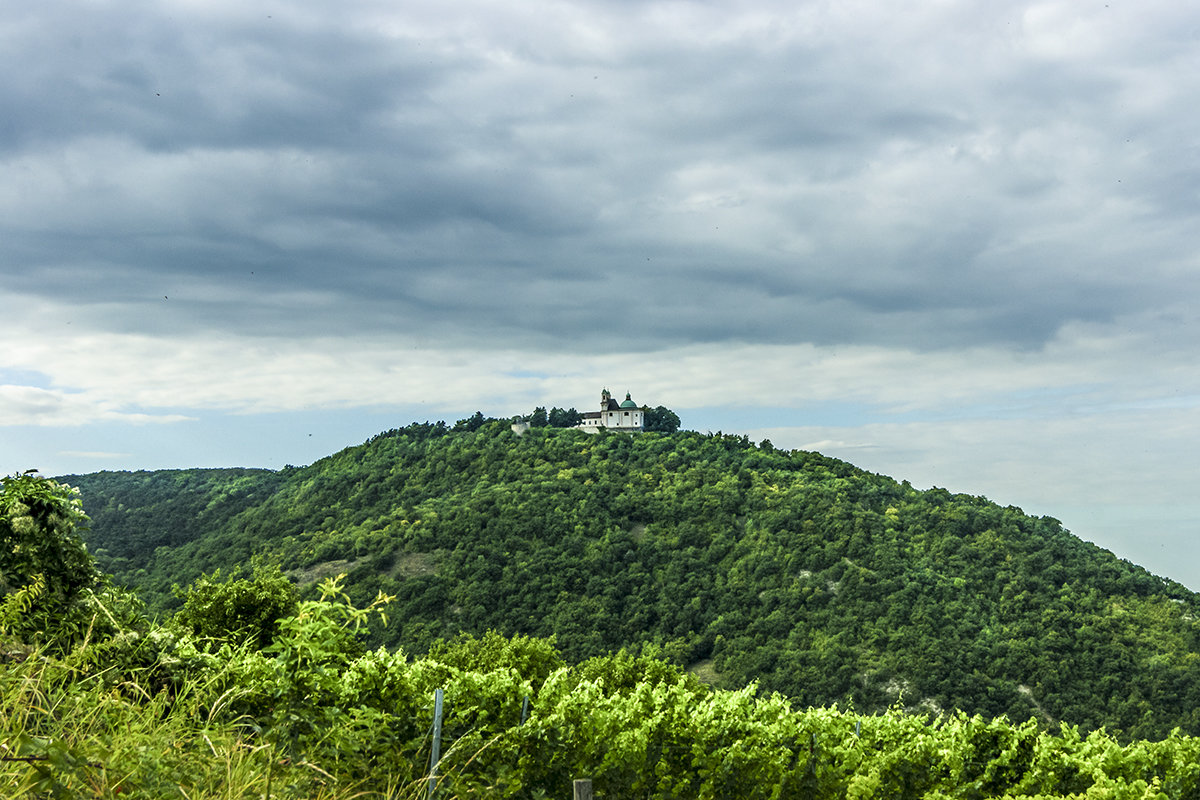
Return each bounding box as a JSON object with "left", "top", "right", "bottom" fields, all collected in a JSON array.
[{"left": 620, "top": 393, "right": 638, "bottom": 409}]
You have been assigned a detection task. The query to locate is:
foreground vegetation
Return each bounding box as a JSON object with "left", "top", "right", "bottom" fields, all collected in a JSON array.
[
  {"left": 70, "top": 421, "right": 1200, "bottom": 740},
  {"left": 5, "top": 471, "right": 1200, "bottom": 798},
  {"left": 11, "top": 618, "right": 1200, "bottom": 799}
]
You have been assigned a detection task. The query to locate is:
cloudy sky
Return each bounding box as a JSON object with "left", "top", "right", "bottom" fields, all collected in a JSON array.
[{"left": 3, "top": 0, "right": 1199, "bottom": 586}]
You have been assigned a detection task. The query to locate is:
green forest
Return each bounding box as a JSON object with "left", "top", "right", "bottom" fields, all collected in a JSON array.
[
  {"left": 5, "top": 467, "right": 1200, "bottom": 799},
  {"left": 61, "top": 419, "right": 1200, "bottom": 744}
]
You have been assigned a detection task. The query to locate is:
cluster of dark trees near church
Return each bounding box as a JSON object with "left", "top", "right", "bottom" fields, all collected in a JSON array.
[{"left": 66, "top": 419, "right": 1200, "bottom": 742}]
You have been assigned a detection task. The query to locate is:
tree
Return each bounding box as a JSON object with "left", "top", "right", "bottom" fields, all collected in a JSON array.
[
  {"left": 529, "top": 406, "right": 549, "bottom": 427},
  {"left": 454, "top": 411, "right": 488, "bottom": 432},
  {"left": 0, "top": 472, "right": 103, "bottom": 645},
  {"left": 548, "top": 407, "right": 582, "bottom": 428},
  {"left": 643, "top": 406, "right": 681, "bottom": 433}
]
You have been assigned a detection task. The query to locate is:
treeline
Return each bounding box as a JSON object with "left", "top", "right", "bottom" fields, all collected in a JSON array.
[
  {"left": 68, "top": 421, "right": 1200, "bottom": 741},
  {"left": 456, "top": 403, "right": 681, "bottom": 432},
  {"left": 518, "top": 404, "right": 681, "bottom": 432}
]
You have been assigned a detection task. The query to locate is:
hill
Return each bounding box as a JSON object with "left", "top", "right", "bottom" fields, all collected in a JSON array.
[{"left": 65, "top": 419, "right": 1200, "bottom": 740}]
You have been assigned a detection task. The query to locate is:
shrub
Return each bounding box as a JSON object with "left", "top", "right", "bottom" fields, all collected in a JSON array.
[{"left": 173, "top": 564, "right": 298, "bottom": 649}]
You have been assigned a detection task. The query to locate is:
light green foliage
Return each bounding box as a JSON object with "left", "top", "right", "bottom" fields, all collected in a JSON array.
[
  {"left": 231, "top": 576, "right": 393, "bottom": 764},
  {"left": 427, "top": 630, "right": 566, "bottom": 690},
  {"left": 0, "top": 573, "right": 44, "bottom": 635},
  {"left": 0, "top": 634, "right": 375, "bottom": 798},
  {"left": 570, "top": 647, "right": 707, "bottom": 698},
  {"left": 5, "top": 577, "right": 1200, "bottom": 799}
]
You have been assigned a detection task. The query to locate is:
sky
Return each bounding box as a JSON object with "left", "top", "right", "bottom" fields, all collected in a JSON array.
[{"left": 3, "top": 0, "right": 1199, "bottom": 587}]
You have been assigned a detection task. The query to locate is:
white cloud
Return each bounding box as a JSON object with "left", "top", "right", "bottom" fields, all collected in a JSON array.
[
  {"left": 0, "top": 384, "right": 191, "bottom": 427},
  {"left": 3, "top": 293, "right": 1199, "bottom": 420},
  {"left": 58, "top": 450, "right": 134, "bottom": 460}
]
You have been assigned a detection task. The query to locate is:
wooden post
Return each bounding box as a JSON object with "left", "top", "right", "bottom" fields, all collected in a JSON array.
[
  {"left": 573, "top": 778, "right": 593, "bottom": 800},
  {"left": 428, "top": 688, "right": 444, "bottom": 799}
]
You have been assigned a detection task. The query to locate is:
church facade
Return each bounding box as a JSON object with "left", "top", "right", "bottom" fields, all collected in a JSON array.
[{"left": 576, "top": 389, "right": 644, "bottom": 433}]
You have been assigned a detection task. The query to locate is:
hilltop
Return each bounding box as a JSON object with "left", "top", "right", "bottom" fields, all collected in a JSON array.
[{"left": 66, "top": 419, "right": 1200, "bottom": 740}]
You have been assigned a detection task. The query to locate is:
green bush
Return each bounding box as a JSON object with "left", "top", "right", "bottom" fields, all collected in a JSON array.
[
  {"left": 172, "top": 564, "right": 298, "bottom": 649},
  {"left": 427, "top": 630, "right": 565, "bottom": 691}
]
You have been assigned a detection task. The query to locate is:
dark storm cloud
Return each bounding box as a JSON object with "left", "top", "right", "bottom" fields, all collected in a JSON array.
[
  {"left": 0, "top": 3, "right": 451, "bottom": 153},
  {"left": 5, "top": 0, "right": 1200, "bottom": 352}
]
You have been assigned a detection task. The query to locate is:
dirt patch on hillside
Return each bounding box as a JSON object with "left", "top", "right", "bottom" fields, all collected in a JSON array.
[
  {"left": 391, "top": 551, "right": 437, "bottom": 579},
  {"left": 688, "top": 659, "right": 721, "bottom": 685},
  {"left": 290, "top": 559, "right": 354, "bottom": 586}
]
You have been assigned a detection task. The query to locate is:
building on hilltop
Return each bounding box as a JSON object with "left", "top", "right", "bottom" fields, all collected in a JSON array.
[{"left": 576, "top": 389, "right": 644, "bottom": 433}]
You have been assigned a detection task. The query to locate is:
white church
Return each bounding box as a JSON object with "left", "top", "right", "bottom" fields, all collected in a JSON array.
[{"left": 576, "top": 389, "right": 644, "bottom": 433}]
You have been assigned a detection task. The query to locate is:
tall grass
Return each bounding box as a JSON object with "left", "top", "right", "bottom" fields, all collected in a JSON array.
[{"left": 0, "top": 642, "right": 393, "bottom": 800}]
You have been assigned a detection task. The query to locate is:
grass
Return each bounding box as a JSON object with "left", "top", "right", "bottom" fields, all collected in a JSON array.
[{"left": 0, "top": 641, "right": 407, "bottom": 800}]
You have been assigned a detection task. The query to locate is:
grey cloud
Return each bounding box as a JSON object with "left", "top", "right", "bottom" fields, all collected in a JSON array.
[
  {"left": 1, "top": 4, "right": 451, "bottom": 154},
  {"left": 4, "top": 0, "right": 1200, "bottom": 354}
]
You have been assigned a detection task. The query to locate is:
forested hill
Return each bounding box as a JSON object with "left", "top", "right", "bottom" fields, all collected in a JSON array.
[{"left": 66, "top": 420, "right": 1200, "bottom": 740}]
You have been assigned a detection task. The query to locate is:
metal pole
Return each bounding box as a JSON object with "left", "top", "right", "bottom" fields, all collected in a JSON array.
[{"left": 428, "top": 688, "right": 444, "bottom": 800}]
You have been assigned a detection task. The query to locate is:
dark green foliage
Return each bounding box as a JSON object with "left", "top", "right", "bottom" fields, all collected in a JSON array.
[
  {"left": 69, "top": 422, "right": 1200, "bottom": 740},
  {"left": 453, "top": 410, "right": 489, "bottom": 431},
  {"left": 548, "top": 406, "right": 582, "bottom": 427},
  {"left": 643, "top": 404, "right": 681, "bottom": 432},
  {"left": 172, "top": 564, "right": 298, "bottom": 648},
  {"left": 61, "top": 467, "right": 283, "bottom": 603}
]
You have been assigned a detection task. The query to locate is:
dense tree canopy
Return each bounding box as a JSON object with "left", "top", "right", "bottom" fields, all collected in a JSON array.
[
  {"left": 12, "top": 436, "right": 1200, "bottom": 797},
  {"left": 67, "top": 422, "right": 1200, "bottom": 740},
  {"left": 453, "top": 411, "right": 489, "bottom": 432}
]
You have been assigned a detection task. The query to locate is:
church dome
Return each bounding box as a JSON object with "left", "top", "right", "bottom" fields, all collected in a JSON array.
[{"left": 620, "top": 392, "right": 638, "bottom": 409}]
